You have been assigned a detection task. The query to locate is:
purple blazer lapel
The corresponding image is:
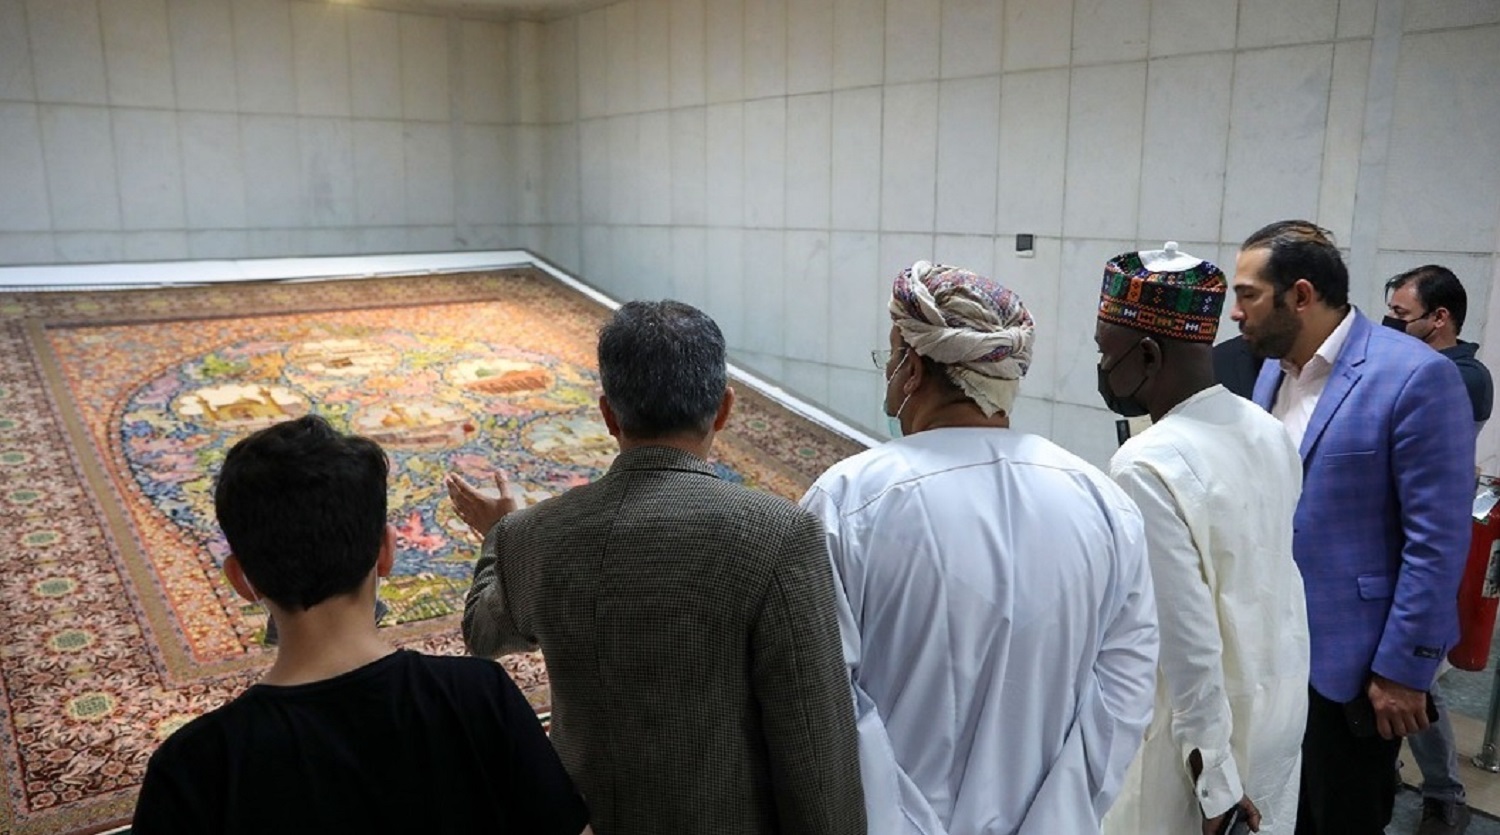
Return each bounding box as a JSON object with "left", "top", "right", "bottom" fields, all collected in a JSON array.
[{"left": 1299, "top": 314, "right": 1371, "bottom": 459}]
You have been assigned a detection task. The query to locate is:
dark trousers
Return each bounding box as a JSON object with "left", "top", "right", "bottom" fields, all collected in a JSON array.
[{"left": 1295, "top": 686, "right": 1402, "bottom": 834}]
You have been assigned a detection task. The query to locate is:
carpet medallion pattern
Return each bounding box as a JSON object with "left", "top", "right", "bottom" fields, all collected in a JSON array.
[{"left": 0, "top": 271, "right": 864, "bottom": 833}]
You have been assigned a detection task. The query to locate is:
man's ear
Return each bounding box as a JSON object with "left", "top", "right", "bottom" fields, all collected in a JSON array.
[
  {"left": 712, "top": 387, "right": 735, "bottom": 432},
  {"left": 1140, "top": 337, "right": 1163, "bottom": 374},
  {"left": 903, "top": 350, "right": 926, "bottom": 393},
  {"left": 1292, "top": 278, "right": 1317, "bottom": 311},
  {"left": 224, "top": 554, "right": 259, "bottom": 604},
  {"left": 1431, "top": 306, "right": 1453, "bottom": 332},
  {"left": 376, "top": 524, "right": 396, "bottom": 579},
  {"left": 598, "top": 396, "right": 620, "bottom": 437}
]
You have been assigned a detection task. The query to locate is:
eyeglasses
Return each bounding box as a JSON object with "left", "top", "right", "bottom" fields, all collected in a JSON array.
[{"left": 870, "top": 347, "right": 908, "bottom": 370}]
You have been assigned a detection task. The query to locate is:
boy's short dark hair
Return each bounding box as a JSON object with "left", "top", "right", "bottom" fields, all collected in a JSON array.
[{"left": 214, "top": 415, "right": 389, "bottom": 611}]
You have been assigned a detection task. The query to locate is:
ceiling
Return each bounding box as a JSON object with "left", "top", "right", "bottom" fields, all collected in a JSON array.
[{"left": 332, "top": 0, "right": 614, "bottom": 21}]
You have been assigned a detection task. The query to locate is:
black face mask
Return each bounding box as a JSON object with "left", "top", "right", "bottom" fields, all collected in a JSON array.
[
  {"left": 1381, "top": 315, "right": 1410, "bottom": 333},
  {"left": 1097, "top": 341, "right": 1151, "bottom": 418}
]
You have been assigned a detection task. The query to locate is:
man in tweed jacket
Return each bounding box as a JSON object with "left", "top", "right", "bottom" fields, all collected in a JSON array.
[
  {"left": 1232, "top": 221, "right": 1475, "bottom": 834},
  {"left": 447, "top": 300, "right": 866, "bottom": 835}
]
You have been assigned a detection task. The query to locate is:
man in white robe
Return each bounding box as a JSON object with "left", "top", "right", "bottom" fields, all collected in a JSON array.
[
  {"left": 1093, "top": 245, "right": 1309, "bottom": 835},
  {"left": 801, "top": 262, "right": 1160, "bottom": 835}
]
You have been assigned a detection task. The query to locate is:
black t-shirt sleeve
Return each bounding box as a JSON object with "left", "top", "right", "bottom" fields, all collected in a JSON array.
[
  {"left": 132, "top": 737, "right": 220, "bottom": 835},
  {"left": 488, "top": 667, "right": 590, "bottom": 835}
]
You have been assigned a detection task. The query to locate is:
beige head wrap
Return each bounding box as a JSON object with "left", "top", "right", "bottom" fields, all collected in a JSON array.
[{"left": 888, "top": 261, "right": 1035, "bottom": 418}]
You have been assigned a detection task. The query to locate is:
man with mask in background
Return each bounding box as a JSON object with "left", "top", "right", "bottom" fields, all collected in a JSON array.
[
  {"left": 1384, "top": 264, "right": 1493, "bottom": 835},
  {"left": 1095, "top": 244, "right": 1309, "bottom": 835},
  {"left": 801, "top": 261, "right": 1158, "bottom": 834}
]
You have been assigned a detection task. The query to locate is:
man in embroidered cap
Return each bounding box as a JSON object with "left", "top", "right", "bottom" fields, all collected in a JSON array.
[
  {"left": 1094, "top": 243, "right": 1309, "bottom": 835},
  {"left": 801, "top": 261, "right": 1159, "bottom": 835}
]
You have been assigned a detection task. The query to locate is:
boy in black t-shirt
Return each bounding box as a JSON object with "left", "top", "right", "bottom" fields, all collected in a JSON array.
[{"left": 132, "top": 415, "right": 591, "bottom": 835}]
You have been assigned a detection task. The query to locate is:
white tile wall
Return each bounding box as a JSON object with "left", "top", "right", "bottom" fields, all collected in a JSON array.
[
  {"left": 1379, "top": 26, "right": 1500, "bottom": 253},
  {"left": 462, "top": 22, "right": 508, "bottom": 124},
  {"left": 291, "top": 3, "right": 350, "bottom": 117},
  {"left": 879, "top": 83, "right": 939, "bottom": 233},
  {"left": 1338, "top": 0, "right": 1379, "bottom": 38},
  {"left": 997, "top": 235, "right": 1062, "bottom": 399},
  {"left": 784, "top": 229, "right": 830, "bottom": 362},
  {"left": 41, "top": 105, "right": 119, "bottom": 231},
  {"left": 885, "top": 0, "right": 940, "bottom": 84},
  {"left": 1239, "top": 0, "right": 1337, "bottom": 48},
  {"left": 743, "top": 97, "right": 786, "bottom": 228},
  {"left": 1072, "top": 0, "right": 1149, "bottom": 66},
  {"left": 940, "top": 0, "right": 1002, "bottom": 79},
  {"left": 786, "top": 0, "right": 833, "bottom": 94},
  {"left": 114, "top": 109, "right": 185, "bottom": 230},
  {"left": 827, "top": 231, "right": 880, "bottom": 369},
  {"left": 669, "top": 0, "right": 706, "bottom": 108},
  {"left": 637, "top": 0, "right": 672, "bottom": 112},
  {"left": 1148, "top": 0, "right": 1237, "bottom": 57},
  {"left": 403, "top": 122, "right": 455, "bottom": 225},
  {"left": 1220, "top": 45, "right": 1332, "bottom": 241},
  {"left": 168, "top": 0, "right": 237, "bottom": 112},
  {"left": 232, "top": 0, "right": 296, "bottom": 114},
  {"left": 348, "top": 7, "right": 402, "bottom": 120},
  {"left": 608, "top": 114, "right": 640, "bottom": 223},
  {"left": 606, "top": 2, "right": 639, "bottom": 115},
  {"left": 544, "top": 125, "right": 579, "bottom": 224},
  {"left": 830, "top": 87, "right": 881, "bottom": 231},
  {"left": 1063, "top": 62, "right": 1147, "bottom": 239},
  {"left": 670, "top": 225, "right": 709, "bottom": 308},
  {"left": 178, "top": 112, "right": 246, "bottom": 228},
  {"left": 741, "top": 228, "right": 784, "bottom": 354},
  {"left": 0, "top": 1, "right": 36, "bottom": 101},
  {"left": 669, "top": 107, "right": 707, "bottom": 225},
  {"left": 1056, "top": 238, "right": 1134, "bottom": 406},
  {"left": 577, "top": 8, "right": 608, "bottom": 118},
  {"left": 101, "top": 0, "right": 175, "bottom": 109},
  {"left": 832, "top": 0, "right": 883, "bottom": 89},
  {"left": 400, "top": 15, "right": 450, "bottom": 122},
  {"left": 1004, "top": 0, "right": 1072, "bottom": 71},
  {"left": 705, "top": 103, "right": 745, "bottom": 226},
  {"left": 1050, "top": 400, "right": 1119, "bottom": 469},
  {"left": 543, "top": 18, "right": 578, "bottom": 123},
  {"left": 705, "top": 227, "right": 745, "bottom": 345},
  {"left": 241, "top": 114, "right": 303, "bottom": 228},
  {"left": 996, "top": 69, "right": 1069, "bottom": 238},
  {"left": 1318, "top": 40, "right": 1371, "bottom": 244},
  {"left": 637, "top": 111, "right": 673, "bottom": 225},
  {"left": 0, "top": 104, "right": 51, "bottom": 231},
  {"left": 300, "top": 118, "right": 355, "bottom": 227},
  {"left": 512, "top": 22, "right": 544, "bottom": 124},
  {"left": 55, "top": 231, "right": 123, "bottom": 262},
  {"left": 705, "top": 0, "right": 745, "bottom": 104},
  {"left": 352, "top": 120, "right": 405, "bottom": 226},
  {"left": 28, "top": 0, "right": 108, "bottom": 105},
  {"left": 1138, "top": 53, "right": 1233, "bottom": 243},
  {"left": 744, "top": 0, "right": 788, "bottom": 99},
  {"left": 785, "top": 93, "right": 831, "bottom": 230},
  {"left": 515, "top": 126, "right": 547, "bottom": 224},
  {"left": 1402, "top": 0, "right": 1500, "bottom": 32},
  {"left": 935, "top": 76, "right": 1000, "bottom": 235},
  {"left": 122, "top": 230, "right": 187, "bottom": 261}
]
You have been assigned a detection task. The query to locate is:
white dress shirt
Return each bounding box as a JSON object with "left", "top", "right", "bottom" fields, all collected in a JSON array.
[
  {"left": 1102, "top": 386, "right": 1310, "bottom": 835},
  {"left": 802, "top": 427, "right": 1159, "bottom": 835},
  {"left": 1273, "top": 308, "right": 1357, "bottom": 447}
]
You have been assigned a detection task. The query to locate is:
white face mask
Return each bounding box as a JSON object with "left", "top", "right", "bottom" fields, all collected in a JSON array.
[{"left": 884, "top": 350, "right": 913, "bottom": 439}]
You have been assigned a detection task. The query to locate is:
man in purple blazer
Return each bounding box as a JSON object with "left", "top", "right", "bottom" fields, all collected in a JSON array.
[{"left": 1230, "top": 220, "right": 1475, "bottom": 835}]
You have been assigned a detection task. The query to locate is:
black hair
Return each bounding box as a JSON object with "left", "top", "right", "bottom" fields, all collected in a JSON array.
[
  {"left": 1241, "top": 220, "right": 1349, "bottom": 309},
  {"left": 596, "top": 300, "right": 727, "bottom": 438},
  {"left": 1386, "top": 264, "right": 1468, "bottom": 335},
  {"left": 214, "top": 415, "right": 388, "bottom": 611}
]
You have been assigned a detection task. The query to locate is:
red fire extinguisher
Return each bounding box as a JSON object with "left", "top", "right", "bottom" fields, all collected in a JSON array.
[{"left": 1450, "top": 477, "right": 1500, "bottom": 671}]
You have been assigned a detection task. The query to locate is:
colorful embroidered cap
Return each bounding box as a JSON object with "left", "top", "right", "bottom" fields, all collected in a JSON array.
[{"left": 1097, "top": 242, "right": 1226, "bottom": 343}]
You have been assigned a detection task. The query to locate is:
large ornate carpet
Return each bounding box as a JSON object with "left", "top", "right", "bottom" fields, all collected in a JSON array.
[{"left": 0, "top": 269, "right": 865, "bottom": 834}]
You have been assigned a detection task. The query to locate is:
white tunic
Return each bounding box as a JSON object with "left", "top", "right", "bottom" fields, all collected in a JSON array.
[
  {"left": 801, "top": 427, "right": 1159, "bottom": 835},
  {"left": 1102, "top": 386, "right": 1309, "bottom": 835}
]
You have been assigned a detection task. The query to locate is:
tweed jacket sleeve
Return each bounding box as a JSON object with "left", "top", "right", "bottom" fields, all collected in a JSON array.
[
  {"left": 751, "top": 509, "right": 868, "bottom": 835},
  {"left": 461, "top": 518, "right": 536, "bottom": 659}
]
